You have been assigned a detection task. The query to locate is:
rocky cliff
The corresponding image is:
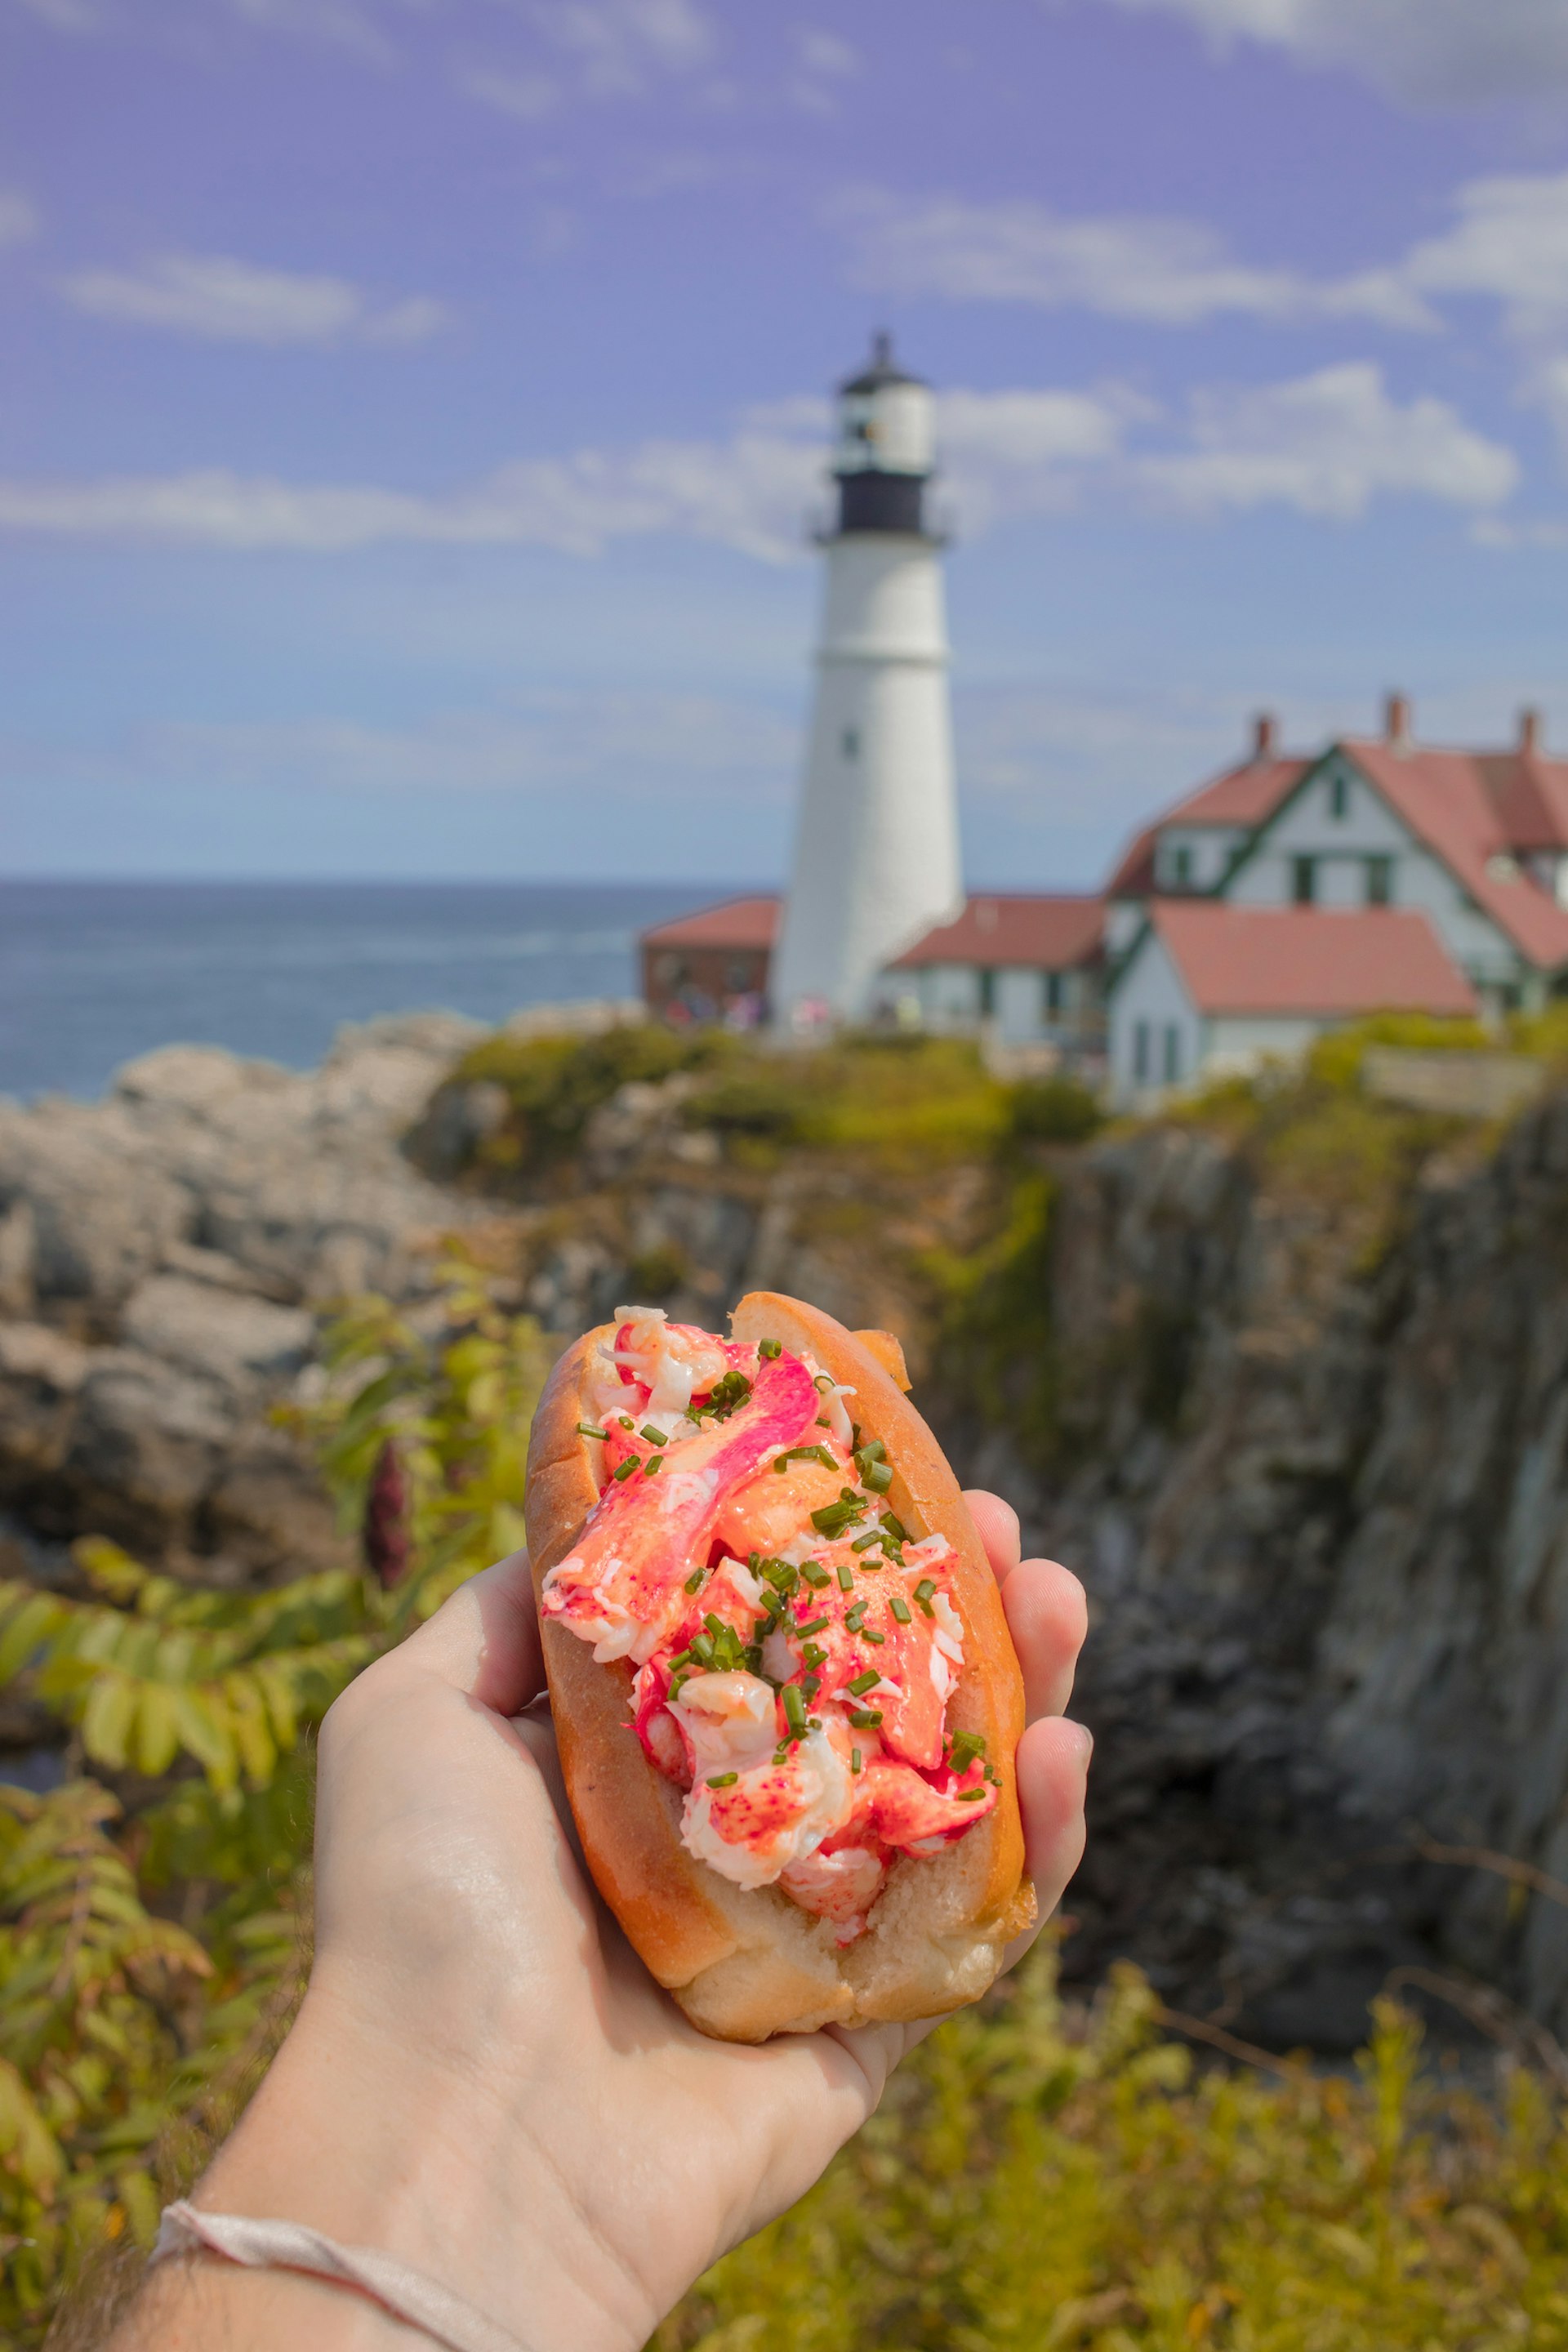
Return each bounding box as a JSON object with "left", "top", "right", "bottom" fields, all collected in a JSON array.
[{"left": 5, "top": 1028, "right": 1568, "bottom": 2052}]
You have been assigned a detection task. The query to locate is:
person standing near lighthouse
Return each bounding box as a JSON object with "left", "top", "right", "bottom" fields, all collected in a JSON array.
[{"left": 771, "top": 334, "right": 964, "bottom": 1029}]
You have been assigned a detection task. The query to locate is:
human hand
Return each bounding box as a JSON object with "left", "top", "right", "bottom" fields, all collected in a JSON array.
[{"left": 123, "top": 1494, "right": 1088, "bottom": 2352}]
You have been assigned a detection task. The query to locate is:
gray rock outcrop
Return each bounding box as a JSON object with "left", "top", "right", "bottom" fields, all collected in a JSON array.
[{"left": 0, "top": 1015, "right": 488, "bottom": 1575}]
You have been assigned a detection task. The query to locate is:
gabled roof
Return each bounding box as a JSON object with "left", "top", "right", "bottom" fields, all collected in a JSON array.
[
  {"left": 889, "top": 893, "right": 1105, "bottom": 970},
  {"left": 1106, "top": 755, "right": 1309, "bottom": 898},
  {"left": 1330, "top": 741, "right": 1568, "bottom": 971},
  {"left": 1135, "top": 902, "right": 1477, "bottom": 1018},
  {"left": 641, "top": 895, "right": 779, "bottom": 951}
]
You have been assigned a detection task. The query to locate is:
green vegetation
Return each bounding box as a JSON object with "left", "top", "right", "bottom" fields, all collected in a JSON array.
[
  {"left": 657, "top": 1953, "right": 1568, "bottom": 2351},
  {"left": 431, "top": 1021, "right": 1087, "bottom": 1179},
  {"left": 0, "top": 1255, "right": 547, "bottom": 2346}
]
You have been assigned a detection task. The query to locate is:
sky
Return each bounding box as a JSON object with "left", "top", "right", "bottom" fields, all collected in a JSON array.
[{"left": 7, "top": 0, "right": 1568, "bottom": 889}]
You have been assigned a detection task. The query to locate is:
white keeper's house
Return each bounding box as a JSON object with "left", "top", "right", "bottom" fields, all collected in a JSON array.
[{"left": 1105, "top": 696, "right": 1568, "bottom": 1098}]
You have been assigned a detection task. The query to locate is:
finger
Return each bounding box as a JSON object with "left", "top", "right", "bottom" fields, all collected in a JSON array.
[
  {"left": 390, "top": 1548, "right": 546, "bottom": 1715},
  {"left": 1002, "top": 1557, "right": 1088, "bottom": 1722},
  {"left": 1010, "top": 1713, "right": 1090, "bottom": 1964},
  {"left": 964, "top": 1489, "right": 1021, "bottom": 1587}
]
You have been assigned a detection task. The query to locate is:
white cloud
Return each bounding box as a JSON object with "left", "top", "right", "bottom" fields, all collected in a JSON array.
[
  {"left": 840, "top": 188, "right": 1432, "bottom": 329},
  {"left": 1140, "top": 362, "right": 1519, "bottom": 518},
  {"left": 0, "top": 191, "right": 39, "bottom": 247},
  {"left": 456, "top": 62, "right": 563, "bottom": 119},
  {"left": 535, "top": 0, "right": 712, "bottom": 94},
  {"left": 799, "top": 29, "right": 857, "bottom": 78},
  {"left": 0, "top": 369, "right": 1513, "bottom": 555},
  {"left": 1397, "top": 173, "right": 1568, "bottom": 340},
  {"left": 140, "top": 691, "right": 795, "bottom": 801},
  {"left": 57, "top": 254, "right": 448, "bottom": 346},
  {"left": 1095, "top": 0, "right": 1568, "bottom": 106}
]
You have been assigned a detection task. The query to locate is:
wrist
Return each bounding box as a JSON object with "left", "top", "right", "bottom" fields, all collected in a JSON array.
[{"left": 173, "top": 1984, "right": 656, "bottom": 2352}]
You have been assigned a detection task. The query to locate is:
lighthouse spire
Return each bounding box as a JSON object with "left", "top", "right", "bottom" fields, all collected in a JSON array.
[{"left": 771, "top": 333, "right": 964, "bottom": 1028}]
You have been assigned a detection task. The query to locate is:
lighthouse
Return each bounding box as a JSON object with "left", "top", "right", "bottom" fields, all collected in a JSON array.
[{"left": 771, "top": 333, "right": 963, "bottom": 1027}]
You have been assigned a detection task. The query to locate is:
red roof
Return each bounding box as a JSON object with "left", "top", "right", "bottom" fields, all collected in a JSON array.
[
  {"left": 1145, "top": 902, "right": 1478, "bottom": 1018},
  {"left": 1339, "top": 741, "right": 1568, "bottom": 970},
  {"left": 889, "top": 893, "right": 1105, "bottom": 970},
  {"left": 641, "top": 894, "right": 780, "bottom": 951},
  {"left": 1106, "top": 757, "right": 1308, "bottom": 897}
]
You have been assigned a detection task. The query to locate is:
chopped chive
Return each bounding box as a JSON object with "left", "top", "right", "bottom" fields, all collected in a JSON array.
[
  {"left": 803, "top": 1678, "right": 822, "bottom": 1704},
  {"left": 619, "top": 1415, "right": 635, "bottom": 1430},
  {"left": 847, "top": 1668, "right": 881, "bottom": 1697},
  {"left": 844, "top": 1606, "right": 866, "bottom": 1633},
  {"left": 706, "top": 1771, "right": 738, "bottom": 1788},
  {"left": 690, "top": 1634, "right": 715, "bottom": 1668},
  {"left": 684, "top": 1570, "right": 706, "bottom": 1598},
  {"left": 640, "top": 1424, "right": 666, "bottom": 1446},
  {"left": 851, "top": 1528, "right": 885, "bottom": 1553},
  {"left": 956, "top": 1788, "right": 987, "bottom": 1802},
  {"left": 949, "top": 1731, "right": 987, "bottom": 1772},
  {"left": 851, "top": 1748, "right": 863, "bottom": 1774},
  {"left": 889, "top": 1596, "right": 912, "bottom": 1624},
  {"left": 882, "top": 1512, "right": 909, "bottom": 1544},
  {"left": 576, "top": 1421, "right": 608, "bottom": 1441},
  {"left": 759, "top": 1338, "right": 782, "bottom": 1359},
  {"left": 704, "top": 1611, "right": 728, "bottom": 1637},
  {"left": 773, "top": 1745, "right": 790, "bottom": 1765},
  {"left": 612, "top": 1456, "right": 639, "bottom": 1482},
  {"left": 914, "top": 1579, "right": 938, "bottom": 1615},
  {"left": 802, "top": 1643, "right": 827, "bottom": 1669},
  {"left": 984, "top": 1764, "right": 1000, "bottom": 1784},
  {"left": 773, "top": 1456, "right": 788, "bottom": 1474},
  {"left": 801, "top": 1561, "right": 831, "bottom": 1589},
  {"left": 849, "top": 1708, "right": 883, "bottom": 1729},
  {"left": 795, "top": 1615, "right": 830, "bottom": 1639},
  {"left": 836, "top": 1562, "right": 855, "bottom": 1592},
  {"left": 646, "top": 1454, "right": 664, "bottom": 1474},
  {"left": 782, "top": 1685, "right": 807, "bottom": 1735},
  {"left": 816, "top": 1415, "right": 832, "bottom": 1429},
  {"left": 861, "top": 1461, "right": 893, "bottom": 1494},
  {"left": 860, "top": 1628, "right": 886, "bottom": 1646},
  {"left": 814, "top": 1373, "right": 835, "bottom": 1392}
]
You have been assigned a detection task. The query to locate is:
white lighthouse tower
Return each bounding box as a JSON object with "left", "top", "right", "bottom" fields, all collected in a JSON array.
[{"left": 771, "top": 334, "right": 963, "bottom": 1027}]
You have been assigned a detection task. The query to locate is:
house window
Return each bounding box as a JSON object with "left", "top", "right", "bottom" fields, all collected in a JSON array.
[
  {"left": 841, "top": 726, "right": 859, "bottom": 760},
  {"left": 1134, "top": 1019, "right": 1152, "bottom": 1081},
  {"left": 978, "top": 967, "right": 996, "bottom": 1017},
  {"left": 1329, "top": 773, "right": 1349, "bottom": 821},
  {"left": 1163, "top": 1024, "right": 1182, "bottom": 1083},
  {"left": 1171, "top": 844, "right": 1193, "bottom": 888},
  {"left": 1292, "top": 855, "right": 1316, "bottom": 905},
  {"left": 1365, "top": 855, "right": 1392, "bottom": 906},
  {"left": 1043, "top": 970, "right": 1063, "bottom": 1018}
]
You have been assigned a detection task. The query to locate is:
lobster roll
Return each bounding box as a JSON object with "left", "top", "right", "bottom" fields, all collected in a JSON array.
[{"left": 523, "top": 1291, "right": 1033, "bottom": 2042}]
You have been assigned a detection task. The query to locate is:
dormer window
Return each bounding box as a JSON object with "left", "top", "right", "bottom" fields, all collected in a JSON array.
[
  {"left": 1171, "top": 844, "right": 1193, "bottom": 888},
  {"left": 1329, "top": 772, "right": 1349, "bottom": 821}
]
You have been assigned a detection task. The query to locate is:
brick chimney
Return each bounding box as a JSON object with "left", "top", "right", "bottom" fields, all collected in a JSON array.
[
  {"left": 1384, "top": 692, "right": 1412, "bottom": 753},
  {"left": 1251, "top": 710, "right": 1278, "bottom": 761},
  {"left": 1519, "top": 705, "right": 1543, "bottom": 755}
]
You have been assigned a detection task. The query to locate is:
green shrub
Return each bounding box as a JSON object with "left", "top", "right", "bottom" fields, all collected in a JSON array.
[
  {"left": 1009, "top": 1075, "right": 1104, "bottom": 1146},
  {"left": 448, "top": 1022, "right": 724, "bottom": 1173},
  {"left": 657, "top": 1953, "right": 1568, "bottom": 2351}
]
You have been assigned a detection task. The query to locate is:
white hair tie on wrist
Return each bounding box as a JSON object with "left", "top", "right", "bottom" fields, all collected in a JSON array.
[{"left": 152, "top": 2200, "right": 534, "bottom": 2352}]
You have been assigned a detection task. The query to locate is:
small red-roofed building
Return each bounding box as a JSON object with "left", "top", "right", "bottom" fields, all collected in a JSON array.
[
  {"left": 878, "top": 892, "right": 1107, "bottom": 1056},
  {"left": 1106, "top": 711, "right": 1311, "bottom": 954},
  {"left": 640, "top": 896, "right": 779, "bottom": 1026},
  {"left": 1110, "top": 902, "right": 1479, "bottom": 1101}
]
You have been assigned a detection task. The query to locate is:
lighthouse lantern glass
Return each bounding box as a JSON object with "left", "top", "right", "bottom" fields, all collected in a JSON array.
[{"left": 834, "top": 382, "right": 933, "bottom": 479}]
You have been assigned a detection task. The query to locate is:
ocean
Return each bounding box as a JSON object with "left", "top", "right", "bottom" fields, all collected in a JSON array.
[{"left": 0, "top": 880, "right": 730, "bottom": 1102}]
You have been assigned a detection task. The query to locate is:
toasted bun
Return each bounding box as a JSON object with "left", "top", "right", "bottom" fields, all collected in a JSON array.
[{"left": 523, "top": 1293, "right": 1033, "bottom": 2041}]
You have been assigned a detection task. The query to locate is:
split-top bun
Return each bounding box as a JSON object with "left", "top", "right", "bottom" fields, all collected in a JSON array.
[{"left": 523, "top": 1291, "right": 1032, "bottom": 2041}]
